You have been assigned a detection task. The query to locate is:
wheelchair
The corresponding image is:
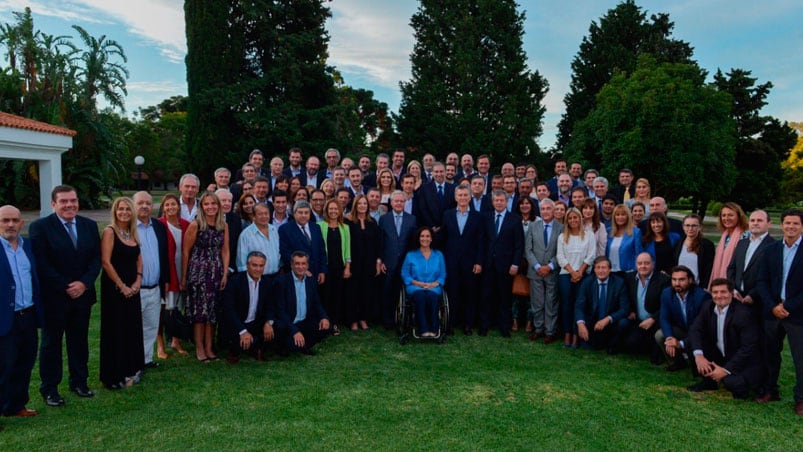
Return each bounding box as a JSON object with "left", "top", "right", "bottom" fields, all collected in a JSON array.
[{"left": 395, "top": 288, "right": 449, "bottom": 345}]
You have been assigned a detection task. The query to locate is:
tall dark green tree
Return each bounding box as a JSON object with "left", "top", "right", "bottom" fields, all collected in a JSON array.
[
  {"left": 712, "top": 69, "right": 796, "bottom": 210},
  {"left": 557, "top": 0, "right": 693, "bottom": 164},
  {"left": 397, "top": 0, "right": 548, "bottom": 166}
]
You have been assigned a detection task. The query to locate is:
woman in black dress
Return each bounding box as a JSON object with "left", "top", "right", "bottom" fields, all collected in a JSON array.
[
  {"left": 100, "top": 197, "right": 144, "bottom": 389},
  {"left": 346, "top": 195, "right": 382, "bottom": 330},
  {"left": 318, "top": 199, "right": 352, "bottom": 335}
]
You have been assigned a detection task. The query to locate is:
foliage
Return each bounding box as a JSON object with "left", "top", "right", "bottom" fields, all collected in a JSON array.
[
  {"left": 565, "top": 56, "right": 736, "bottom": 216},
  {"left": 782, "top": 123, "right": 803, "bottom": 204},
  {"left": 557, "top": 0, "right": 693, "bottom": 162},
  {"left": 396, "top": 0, "right": 548, "bottom": 167}
]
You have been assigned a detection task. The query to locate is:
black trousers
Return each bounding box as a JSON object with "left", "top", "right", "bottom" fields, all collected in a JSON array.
[
  {"left": 482, "top": 267, "right": 513, "bottom": 334},
  {"left": 228, "top": 321, "right": 268, "bottom": 357},
  {"left": 763, "top": 318, "right": 803, "bottom": 401},
  {"left": 277, "top": 319, "right": 330, "bottom": 354},
  {"left": 381, "top": 270, "right": 403, "bottom": 328},
  {"left": 0, "top": 308, "right": 38, "bottom": 414},
  {"left": 39, "top": 299, "right": 92, "bottom": 396},
  {"left": 446, "top": 267, "right": 480, "bottom": 330}
]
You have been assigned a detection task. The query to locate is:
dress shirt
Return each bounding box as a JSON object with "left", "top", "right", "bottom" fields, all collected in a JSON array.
[
  {"left": 404, "top": 197, "right": 414, "bottom": 214},
  {"left": 715, "top": 304, "right": 728, "bottom": 356},
  {"left": 494, "top": 210, "right": 507, "bottom": 235},
  {"left": 394, "top": 213, "right": 404, "bottom": 236},
  {"left": 743, "top": 232, "right": 768, "bottom": 272},
  {"left": 293, "top": 274, "right": 307, "bottom": 323},
  {"left": 369, "top": 210, "right": 382, "bottom": 223},
  {"left": 180, "top": 197, "right": 198, "bottom": 221},
  {"left": 239, "top": 275, "right": 261, "bottom": 335},
  {"left": 1, "top": 236, "right": 33, "bottom": 311},
  {"left": 137, "top": 219, "right": 160, "bottom": 287},
  {"left": 272, "top": 214, "right": 289, "bottom": 228},
  {"left": 556, "top": 233, "right": 596, "bottom": 275},
  {"left": 60, "top": 217, "right": 78, "bottom": 247},
  {"left": 472, "top": 197, "right": 483, "bottom": 212},
  {"left": 635, "top": 273, "right": 651, "bottom": 321},
  {"left": 781, "top": 236, "right": 801, "bottom": 300},
  {"left": 609, "top": 236, "right": 623, "bottom": 271},
  {"left": 236, "top": 223, "right": 280, "bottom": 274},
  {"left": 306, "top": 173, "right": 319, "bottom": 188},
  {"left": 456, "top": 209, "right": 469, "bottom": 234}
]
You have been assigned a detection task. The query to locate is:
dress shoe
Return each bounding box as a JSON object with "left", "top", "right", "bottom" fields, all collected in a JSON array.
[
  {"left": 795, "top": 401, "right": 803, "bottom": 416},
  {"left": 528, "top": 332, "right": 542, "bottom": 341},
  {"left": 300, "top": 348, "right": 316, "bottom": 356},
  {"left": 543, "top": 335, "right": 556, "bottom": 345},
  {"left": 70, "top": 386, "right": 95, "bottom": 398},
  {"left": 226, "top": 354, "right": 240, "bottom": 364},
  {"left": 755, "top": 392, "right": 781, "bottom": 403},
  {"left": 664, "top": 361, "right": 688, "bottom": 372},
  {"left": 255, "top": 350, "right": 267, "bottom": 362},
  {"left": 687, "top": 381, "right": 718, "bottom": 392},
  {"left": 10, "top": 408, "right": 39, "bottom": 417},
  {"left": 511, "top": 320, "right": 519, "bottom": 332},
  {"left": 43, "top": 394, "right": 65, "bottom": 407},
  {"left": 463, "top": 328, "right": 473, "bottom": 336},
  {"left": 145, "top": 361, "right": 160, "bottom": 369}
]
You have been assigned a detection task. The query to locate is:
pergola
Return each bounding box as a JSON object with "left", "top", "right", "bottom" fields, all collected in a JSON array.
[{"left": 0, "top": 112, "right": 76, "bottom": 217}]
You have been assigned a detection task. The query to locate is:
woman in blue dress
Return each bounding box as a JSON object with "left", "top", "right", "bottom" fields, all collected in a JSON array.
[{"left": 401, "top": 227, "right": 446, "bottom": 337}]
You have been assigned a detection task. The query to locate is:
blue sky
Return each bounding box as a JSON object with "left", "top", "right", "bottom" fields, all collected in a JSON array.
[{"left": 1, "top": 0, "right": 801, "bottom": 150}]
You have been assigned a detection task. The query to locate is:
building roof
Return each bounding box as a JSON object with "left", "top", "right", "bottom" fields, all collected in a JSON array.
[{"left": 0, "top": 111, "right": 77, "bottom": 137}]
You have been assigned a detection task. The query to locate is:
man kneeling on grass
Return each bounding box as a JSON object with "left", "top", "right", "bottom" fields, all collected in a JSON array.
[
  {"left": 275, "top": 251, "right": 331, "bottom": 356},
  {"left": 686, "top": 278, "right": 763, "bottom": 399}
]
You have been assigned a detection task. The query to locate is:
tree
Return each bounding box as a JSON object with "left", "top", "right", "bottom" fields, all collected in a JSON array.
[
  {"left": 782, "top": 124, "right": 803, "bottom": 204},
  {"left": 712, "top": 69, "right": 797, "bottom": 210},
  {"left": 557, "top": 0, "right": 693, "bottom": 163},
  {"left": 565, "top": 56, "right": 736, "bottom": 217},
  {"left": 396, "top": 0, "right": 548, "bottom": 166}
]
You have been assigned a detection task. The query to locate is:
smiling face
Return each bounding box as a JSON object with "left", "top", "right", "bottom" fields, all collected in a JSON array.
[
  {"left": 201, "top": 195, "right": 219, "bottom": 218},
  {"left": 162, "top": 197, "right": 179, "bottom": 218},
  {"left": 683, "top": 217, "right": 700, "bottom": 238},
  {"left": 720, "top": 207, "right": 738, "bottom": 230},
  {"left": 114, "top": 199, "right": 133, "bottom": 225},
  {"left": 418, "top": 228, "right": 433, "bottom": 248}
]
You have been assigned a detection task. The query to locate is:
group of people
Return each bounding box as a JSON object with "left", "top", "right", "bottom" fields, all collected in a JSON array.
[{"left": 1, "top": 149, "right": 802, "bottom": 432}]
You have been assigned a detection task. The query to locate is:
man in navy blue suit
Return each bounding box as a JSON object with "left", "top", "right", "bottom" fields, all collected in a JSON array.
[
  {"left": 656, "top": 265, "right": 712, "bottom": 372},
  {"left": 756, "top": 208, "right": 803, "bottom": 414},
  {"left": 469, "top": 175, "right": 492, "bottom": 213},
  {"left": 278, "top": 201, "right": 327, "bottom": 285},
  {"left": 29, "top": 185, "right": 101, "bottom": 406},
  {"left": 275, "top": 252, "right": 331, "bottom": 355},
  {"left": 378, "top": 191, "right": 417, "bottom": 328},
  {"left": 415, "top": 162, "right": 455, "bottom": 232},
  {"left": 439, "top": 184, "right": 485, "bottom": 335},
  {"left": 481, "top": 190, "right": 524, "bottom": 337},
  {"left": 575, "top": 256, "right": 629, "bottom": 352},
  {"left": 0, "top": 205, "right": 43, "bottom": 419}
]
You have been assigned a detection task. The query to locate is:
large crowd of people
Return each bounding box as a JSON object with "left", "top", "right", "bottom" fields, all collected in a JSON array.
[{"left": 1, "top": 148, "right": 803, "bottom": 433}]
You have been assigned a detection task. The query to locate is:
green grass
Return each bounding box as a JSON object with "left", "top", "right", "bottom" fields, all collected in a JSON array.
[{"left": 2, "top": 306, "right": 803, "bottom": 450}]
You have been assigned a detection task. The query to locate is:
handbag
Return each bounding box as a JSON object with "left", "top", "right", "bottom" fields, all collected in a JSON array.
[
  {"left": 165, "top": 292, "right": 193, "bottom": 341},
  {"left": 512, "top": 274, "right": 530, "bottom": 297}
]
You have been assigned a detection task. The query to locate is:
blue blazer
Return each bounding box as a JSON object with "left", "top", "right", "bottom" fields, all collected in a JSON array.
[
  {"left": 438, "top": 208, "right": 486, "bottom": 272},
  {"left": 484, "top": 211, "right": 524, "bottom": 273},
  {"left": 606, "top": 228, "right": 642, "bottom": 272},
  {"left": 378, "top": 211, "right": 417, "bottom": 272},
  {"left": 659, "top": 284, "right": 712, "bottom": 339},
  {"left": 414, "top": 181, "right": 456, "bottom": 229},
  {"left": 0, "top": 238, "right": 43, "bottom": 335},
  {"left": 757, "top": 239, "right": 803, "bottom": 323},
  {"left": 275, "top": 272, "right": 328, "bottom": 335},
  {"left": 469, "top": 195, "right": 493, "bottom": 214},
  {"left": 575, "top": 274, "right": 629, "bottom": 325},
  {"left": 278, "top": 220, "right": 327, "bottom": 277},
  {"left": 29, "top": 214, "right": 101, "bottom": 329}
]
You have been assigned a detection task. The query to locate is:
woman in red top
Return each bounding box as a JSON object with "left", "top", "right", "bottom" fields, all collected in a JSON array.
[{"left": 158, "top": 194, "right": 191, "bottom": 355}]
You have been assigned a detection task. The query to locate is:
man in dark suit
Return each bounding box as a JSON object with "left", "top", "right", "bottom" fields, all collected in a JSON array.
[
  {"left": 0, "top": 205, "right": 43, "bottom": 418},
  {"left": 621, "top": 252, "right": 671, "bottom": 360},
  {"left": 298, "top": 156, "right": 323, "bottom": 189},
  {"left": 230, "top": 163, "right": 258, "bottom": 202},
  {"left": 609, "top": 168, "right": 636, "bottom": 205},
  {"left": 656, "top": 265, "right": 712, "bottom": 372},
  {"left": 727, "top": 210, "right": 775, "bottom": 310},
  {"left": 233, "top": 149, "right": 270, "bottom": 182},
  {"left": 132, "top": 191, "right": 170, "bottom": 368},
  {"left": 275, "top": 251, "right": 331, "bottom": 355},
  {"left": 686, "top": 278, "right": 763, "bottom": 398},
  {"left": 755, "top": 208, "right": 803, "bottom": 414},
  {"left": 282, "top": 147, "right": 304, "bottom": 178},
  {"left": 525, "top": 199, "right": 562, "bottom": 343},
  {"left": 378, "top": 191, "right": 417, "bottom": 328},
  {"left": 222, "top": 251, "right": 276, "bottom": 363},
  {"left": 278, "top": 201, "right": 327, "bottom": 285},
  {"left": 439, "top": 184, "right": 486, "bottom": 335},
  {"left": 468, "top": 175, "right": 493, "bottom": 213},
  {"left": 481, "top": 190, "right": 524, "bottom": 337},
  {"left": 29, "top": 185, "right": 101, "bottom": 406},
  {"left": 415, "top": 162, "right": 455, "bottom": 232},
  {"left": 575, "top": 257, "right": 630, "bottom": 352},
  {"left": 362, "top": 153, "right": 389, "bottom": 189}
]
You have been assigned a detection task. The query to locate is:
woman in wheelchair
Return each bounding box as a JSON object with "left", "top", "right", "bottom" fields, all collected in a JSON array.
[{"left": 401, "top": 227, "right": 446, "bottom": 337}]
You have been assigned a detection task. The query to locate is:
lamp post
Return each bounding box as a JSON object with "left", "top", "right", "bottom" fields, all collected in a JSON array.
[{"left": 134, "top": 155, "right": 145, "bottom": 190}]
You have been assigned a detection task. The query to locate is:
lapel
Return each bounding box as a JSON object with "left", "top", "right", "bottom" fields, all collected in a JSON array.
[{"left": 50, "top": 213, "right": 75, "bottom": 250}]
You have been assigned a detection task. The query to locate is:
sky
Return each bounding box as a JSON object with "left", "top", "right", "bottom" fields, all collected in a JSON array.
[{"left": 1, "top": 0, "right": 801, "bottom": 150}]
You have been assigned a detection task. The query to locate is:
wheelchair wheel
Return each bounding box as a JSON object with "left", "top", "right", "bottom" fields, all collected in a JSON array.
[
  {"left": 439, "top": 290, "right": 450, "bottom": 335},
  {"left": 395, "top": 289, "right": 408, "bottom": 339}
]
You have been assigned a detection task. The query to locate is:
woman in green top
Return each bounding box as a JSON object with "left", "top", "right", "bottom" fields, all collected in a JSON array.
[{"left": 319, "top": 199, "right": 352, "bottom": 336}]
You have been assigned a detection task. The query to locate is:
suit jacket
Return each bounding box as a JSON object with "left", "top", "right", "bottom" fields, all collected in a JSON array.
[
  {"left": 298, "top": 171, "right": 324, "bottom": 189},
  {"left": 575, "top": 274, "right": 629, "bottom": 325},
  {"left": 415, "top": 181, "right": 456, "bottom": 229},
  {"left": 275, "top": 272, "right": 328, "bottom": 335},
  {"left": 625, "top": 271, "right": 670, "bottom": 321},
  {"left": 282, "top": 166, "right": 304, "bottom": 179},
  {"left": 224, "top": 212, "right": 242, "bottom": 272},
  {"left": 469, "top": 195, "right": 493, "bottom": 213},
  {"left": 29, "top": 213, "right": 101, "bottom": 329},
  {"left": 143, "top": 218, "right": 171, "bottom": 297},
  {"left": 610, "top": 184, "right": 636, "bottom": 205},
  {"left": 222, "top": 272, "right": 276, "bottom": 337},
  {"left": 438, "top": 208, "right": 486, "bottom": 272},
  {"left": 547, "top": 177, "right": 579, "bottom": 197},
  {"left": 378, "top": 211, "right": 417, "bottom": 272},
  {"left": 659, "top": 285, "right": 712, "bottom": 339},
  {"left": 0, "top": 237, "right": 43, "bottom": 335},
  {"left": 756, "top": 238, "right": 803, "bottom": 323},
  {"left": 673, "top": 237, "right": 715, "bottom": 288},
  {"left": 687, "top": 300, "right": 762, "bottom": 376},
  {"left": 727, "top": 234, "right": 775, "bottom": 300},
  {"left": 484, "top": 210, "right": 524, "bottom": 273},
  {"left": 525, "top": 219, "right": 562, "bottom": 279},
  {"left": 234, "top": 166, "right": 270, "bottom": 182},
  {"left": 278, "top": 220, "right": 327, "bottom": 276}
]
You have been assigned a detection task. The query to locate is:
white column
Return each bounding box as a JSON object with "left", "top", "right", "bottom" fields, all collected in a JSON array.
[{"left": 38, "top": 157, "right": 62, "bottom": 217}]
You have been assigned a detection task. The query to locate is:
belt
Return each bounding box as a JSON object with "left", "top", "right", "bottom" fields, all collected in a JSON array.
[
  {"left": 15, "top": 306, "right": 35, "bottom": 317},
  {"left": 142, "top": 284, "right": 159, "bottom": 290}
]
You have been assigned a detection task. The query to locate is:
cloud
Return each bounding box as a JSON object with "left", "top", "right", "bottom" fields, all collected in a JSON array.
[{"left": 0, "top": 0, "right": 108, "bottom": 24}]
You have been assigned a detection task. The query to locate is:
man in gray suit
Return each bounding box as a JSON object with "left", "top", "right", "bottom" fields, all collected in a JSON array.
[{"left": 525, "top": 198, "right": 562, "bottom": 344}]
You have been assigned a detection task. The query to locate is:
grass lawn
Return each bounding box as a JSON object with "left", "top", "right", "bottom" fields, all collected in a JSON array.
[{"left": 3, "top": 305, "right": 802, "bottom": 451}]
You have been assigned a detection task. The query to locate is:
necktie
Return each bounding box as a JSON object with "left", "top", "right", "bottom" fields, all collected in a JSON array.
[
  {"left": 495, "top": 214, "right": 501, "bottom": 236},
  {"left": 598, "top": 282, "right": 607, "bottom": 319},
  {"left": 437, "top": 185, "right": 444, "bottom": 201},
  {"left": 66, "top": 221, "right": 78, "bottom": 248},
  {"left": 395, "top": 215, "right": 402, "bottom": 237},
  {"left": 302, "top": 225, "right": 311, "bottom": 244},
  {"left": 543, "top": 223, "right": 549, "bottom": 246},
  {"left": 623, "top": 188, "right": 631, "bottom": 202}
]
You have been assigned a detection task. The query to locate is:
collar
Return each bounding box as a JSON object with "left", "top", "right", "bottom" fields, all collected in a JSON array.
[
  {"left": 750, "top": 232, "right": 769, "bottom": 242},
  {"left": 137, "top": 218, "right": 151, "bottom": 227}
]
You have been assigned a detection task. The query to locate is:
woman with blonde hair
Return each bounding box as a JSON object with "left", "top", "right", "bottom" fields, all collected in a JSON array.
[
  {"left": 181, "top": 192, "right": 229, "bottom": 362},
  {"left": 100, "top": 197, "right": 144, "bottom": 389},
  {"left": 557, "top": 208, "right": 595, "bottom": 348},
  {"left": 376, "top": 168, "right": 396, "bottom": 205},
  {"left": 630, "top": 178, "right": 652, "bottom": 213},
  {"left": 319, "top": 198, "right": 352, "bottom": 335},
  {"left": 407, "top": 160, "right": 424, "bottom": 191},
  {"left": 606, "top": 204, "right": 642, "bottom": 276}
]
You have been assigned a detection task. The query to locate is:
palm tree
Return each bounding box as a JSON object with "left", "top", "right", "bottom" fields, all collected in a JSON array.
[{"left": 71, "top": 25, "right": 129, "bottom": 111}]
